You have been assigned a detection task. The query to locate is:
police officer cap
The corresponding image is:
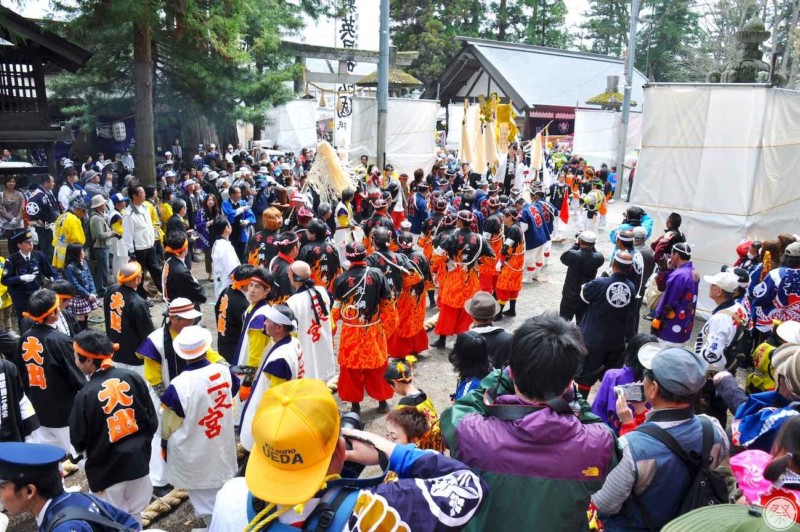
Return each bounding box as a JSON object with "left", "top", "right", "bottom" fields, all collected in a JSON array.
[
  {"left": 651, "top": 347, "right": 708, "bottom": 396},
  {"left": 579, "top": 230, "right": 597, "bottom": 244},
  {"left": 0, "top": 442, "right": 65, "bottom": 483},
  {"left": 10, "top": 229, "right": 33, "bottom": 247}
]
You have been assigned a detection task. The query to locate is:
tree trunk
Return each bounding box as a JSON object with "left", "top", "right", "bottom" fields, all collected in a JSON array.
[
  {"left": 133, "top": 7, "right": 156, "bottom": 186},
  {"left": 497, "top": 0, "right": 508, "bottom": 40},
  {"left": 252, "top": 118, "right": 264, "bottom": 142}
]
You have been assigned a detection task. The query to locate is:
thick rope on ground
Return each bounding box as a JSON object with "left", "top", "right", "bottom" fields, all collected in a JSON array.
[
  {"left": 141, "top": 488, "right": 189, "bottom": 528},
  {"left": 61, "top": 460, "right": 78, "bottom": 477}
]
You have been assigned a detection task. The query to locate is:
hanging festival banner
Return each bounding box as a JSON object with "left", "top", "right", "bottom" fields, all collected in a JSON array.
[{"left": 334, "top": 0, "right": 359, "bottom": 152}]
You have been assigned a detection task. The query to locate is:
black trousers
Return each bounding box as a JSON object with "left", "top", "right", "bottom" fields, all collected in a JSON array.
[
  {"left": 36, "top": 227, "right": 54, "bottom": 265},
  {"left": 134, "top": 247, "right": 163, "bottom": 299},
  {"left": 575, "top": 342, "right": 625, "bottom": 389},
  {"left": 233, "top": 240, "right": 247, "bottom": 263},
  {"left": 559, "top": 296, "right": 587, "bottom": 325}
]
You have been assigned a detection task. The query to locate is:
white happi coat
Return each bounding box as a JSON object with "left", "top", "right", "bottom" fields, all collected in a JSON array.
[
  {"left": 239, "top": 337, "right": 304, "bottom": 452},
  {"left": 286, "top": 287, "right": 336, "bottom": 382},
  {"left": 166, "top": 362, "right": 237, "bottom": 489},
  {"left": 211, "top": 238, "right": 240, "bottom": 300}
]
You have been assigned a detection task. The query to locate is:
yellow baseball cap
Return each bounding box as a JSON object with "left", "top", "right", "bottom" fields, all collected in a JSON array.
[{"left": 245, "top": 379, "right": 341, "bottom": 505}]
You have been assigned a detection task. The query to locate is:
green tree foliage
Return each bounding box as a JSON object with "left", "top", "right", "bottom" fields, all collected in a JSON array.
[
  {"left": 523, "top": 0, "right": 572, "bottom": 47},
  {"left": 391, "top": 0, "right": 485, "bottom": 93},
  {"left": 393, "top": 0, "right": 571, "bottom": 92},
  {"left": 47, "top": 0, "right": 329, "bottom": 144},
  {"left": 635, "top": 0, "right": 702, "bottom": 81},
  {"left": 580, "top": 0, "right": 630, "bottom": 56},
  {"left": 484, "top": 0, "right": 571, "bottom": 47}
]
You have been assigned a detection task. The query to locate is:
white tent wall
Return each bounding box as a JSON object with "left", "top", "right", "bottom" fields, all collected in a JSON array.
[
  {"left": 263, "top": 100, "right": 319, "bottom": 151},
  {"left": 349, "top": 97, "right": 439, "bottom": 175},
  {"left": 631, "top": 84, "right": 800, "bottom": 315},
  {"left": 446, "top": 104, "right": 464, "bottom": 151},
  {"left": 572, "top": 109, "right": 643, "bottom": 168}
]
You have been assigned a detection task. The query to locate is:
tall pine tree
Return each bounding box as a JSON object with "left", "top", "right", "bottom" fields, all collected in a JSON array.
[
  {"left": 47, "top": 0, "right": 329, "bottom": 184},
  {"left": 581, "top": 0, "right": 630, "bottom": 56},
  {"left": 391, "top": 0, "right": 485, "bottom": 93},
  {"left": 635, "top": 0, "right": 702, "bottom": 81}
]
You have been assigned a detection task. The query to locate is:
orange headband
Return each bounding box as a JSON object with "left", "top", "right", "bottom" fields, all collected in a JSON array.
[
  {"left": 232, "top": 278, "right": 250, "bottom": 291},
  {"left": 74, "top": 341, "right": 119, "bottom": 360},
  {"left": 117, "top": 263, "right": 143, "bottom": 284},
  {"left": 22, "top": 297, "right": 60, "bottom": 324},
  {"left": 165, "top": 240, "right": 188, "bottom": 255},
  {"left": 56, "top": 294, "right": 74, "bottom": 301}
]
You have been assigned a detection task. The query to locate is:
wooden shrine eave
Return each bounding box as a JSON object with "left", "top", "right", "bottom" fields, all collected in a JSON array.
[{"left": 0, "top": 6, "right": 92, "bottom": 73}]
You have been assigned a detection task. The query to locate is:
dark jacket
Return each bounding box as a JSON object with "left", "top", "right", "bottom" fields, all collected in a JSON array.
[
  {"left": 69, "top": 366, "right": 158, "bottom": 492},
  {"left": 472, "top": 325, "right": 513, "bottom": 368},
  {"left": 16, "top": 324, "right": 85, "bottom": 427},
  {"left": 104, "top": 284, "right": 155, "bottom": 366},
  {"left": 166, "top": 213, "right": 186, "bottom": 236},
  {"left": 163, "top": 254, "right": 207, "bottom": 304},
  {"left": 0, "top": 359, "right": 40, "bottom": 441},
  {"left": 560, "top": 245, "right": 605, "bottom": 300},
  {"left": 1, "top": 251, "right": 56, "bottom": 313}
]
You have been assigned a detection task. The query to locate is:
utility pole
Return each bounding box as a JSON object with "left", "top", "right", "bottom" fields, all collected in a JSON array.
[
  {"left": 377, "top": 0, "right": 389, "bottom": 170},
  {"left": 614, "top": 0, "right": 640, "bottom": 200}
]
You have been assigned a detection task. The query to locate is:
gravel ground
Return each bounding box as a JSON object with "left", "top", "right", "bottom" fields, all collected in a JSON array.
[{"left": 11, "top": 199, "right": 705, "bottom": 531}]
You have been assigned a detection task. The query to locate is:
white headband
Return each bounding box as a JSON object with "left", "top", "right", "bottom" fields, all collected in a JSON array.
[{"left": 264, "top": 305, "right": 295, "bottom": 328}]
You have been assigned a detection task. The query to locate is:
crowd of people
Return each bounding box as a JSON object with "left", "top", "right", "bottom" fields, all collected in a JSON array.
[{"left": 0, "top": 142, "right": 798, "bottom": 531}]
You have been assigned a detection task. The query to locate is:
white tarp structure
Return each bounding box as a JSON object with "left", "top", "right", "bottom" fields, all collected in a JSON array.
[
  {"left": 632, "top": 84, "right": 800, "bottom": 313},
  {"left": 446, "top": 104, "right": 465, "bottom": 151},
  {"left": 349, "top": 97, "right": 438, "bottom": 175},
  {"left": 572, "top": 109, "right": 644, "bottom": 168},
  {"left": 263, "top": 99, "right": 319, "bottom": 151}
]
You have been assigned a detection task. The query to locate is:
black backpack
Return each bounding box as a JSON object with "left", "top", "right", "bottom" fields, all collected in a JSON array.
[{"left": 633, "top": 417, "right": 729, "bottom": 530}]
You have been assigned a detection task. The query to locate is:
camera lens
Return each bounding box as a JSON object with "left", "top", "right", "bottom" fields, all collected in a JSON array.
[{"left": 340, "top": 412, "right": 363, "bottom": 432}]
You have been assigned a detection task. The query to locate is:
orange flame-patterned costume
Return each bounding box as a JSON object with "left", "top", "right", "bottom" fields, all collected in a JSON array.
[
  {"left": 432, "top": 227, "right": 495, "bottom": 336},
  {"left": 332, "top": 261, "right": 398, "bottom": 403}
]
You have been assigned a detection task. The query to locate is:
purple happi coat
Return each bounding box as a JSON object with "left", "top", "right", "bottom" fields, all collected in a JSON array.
[
  {"left": 655, "top": 262, "right": 699, "bottom": 344},
  {"left": 591, "top": 365, "right": 636, "bottom": 433}
]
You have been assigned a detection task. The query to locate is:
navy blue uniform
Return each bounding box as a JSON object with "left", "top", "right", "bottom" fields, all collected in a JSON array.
[
  {"left": 576, "top": 272, "right": 636, "bottom": 388},
  {"left": 26, "top": 186, "right": 60, "bottom": 225},
  {"left": 407, "top": 192, "right": 428, "bottom": 234},
  {"left": 42, "top": 492, "right": 139, "bottom": 531},
  {"left": 25, "top": 186, "right": 60, "bottom": 262},
  {"left": 1, "top": 251, "right": 57, "bottom": 316}
]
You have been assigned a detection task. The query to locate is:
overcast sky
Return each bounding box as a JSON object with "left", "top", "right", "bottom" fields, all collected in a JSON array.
[{"left": 3, "top": 0, "right": 591, "bottom": 48}]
